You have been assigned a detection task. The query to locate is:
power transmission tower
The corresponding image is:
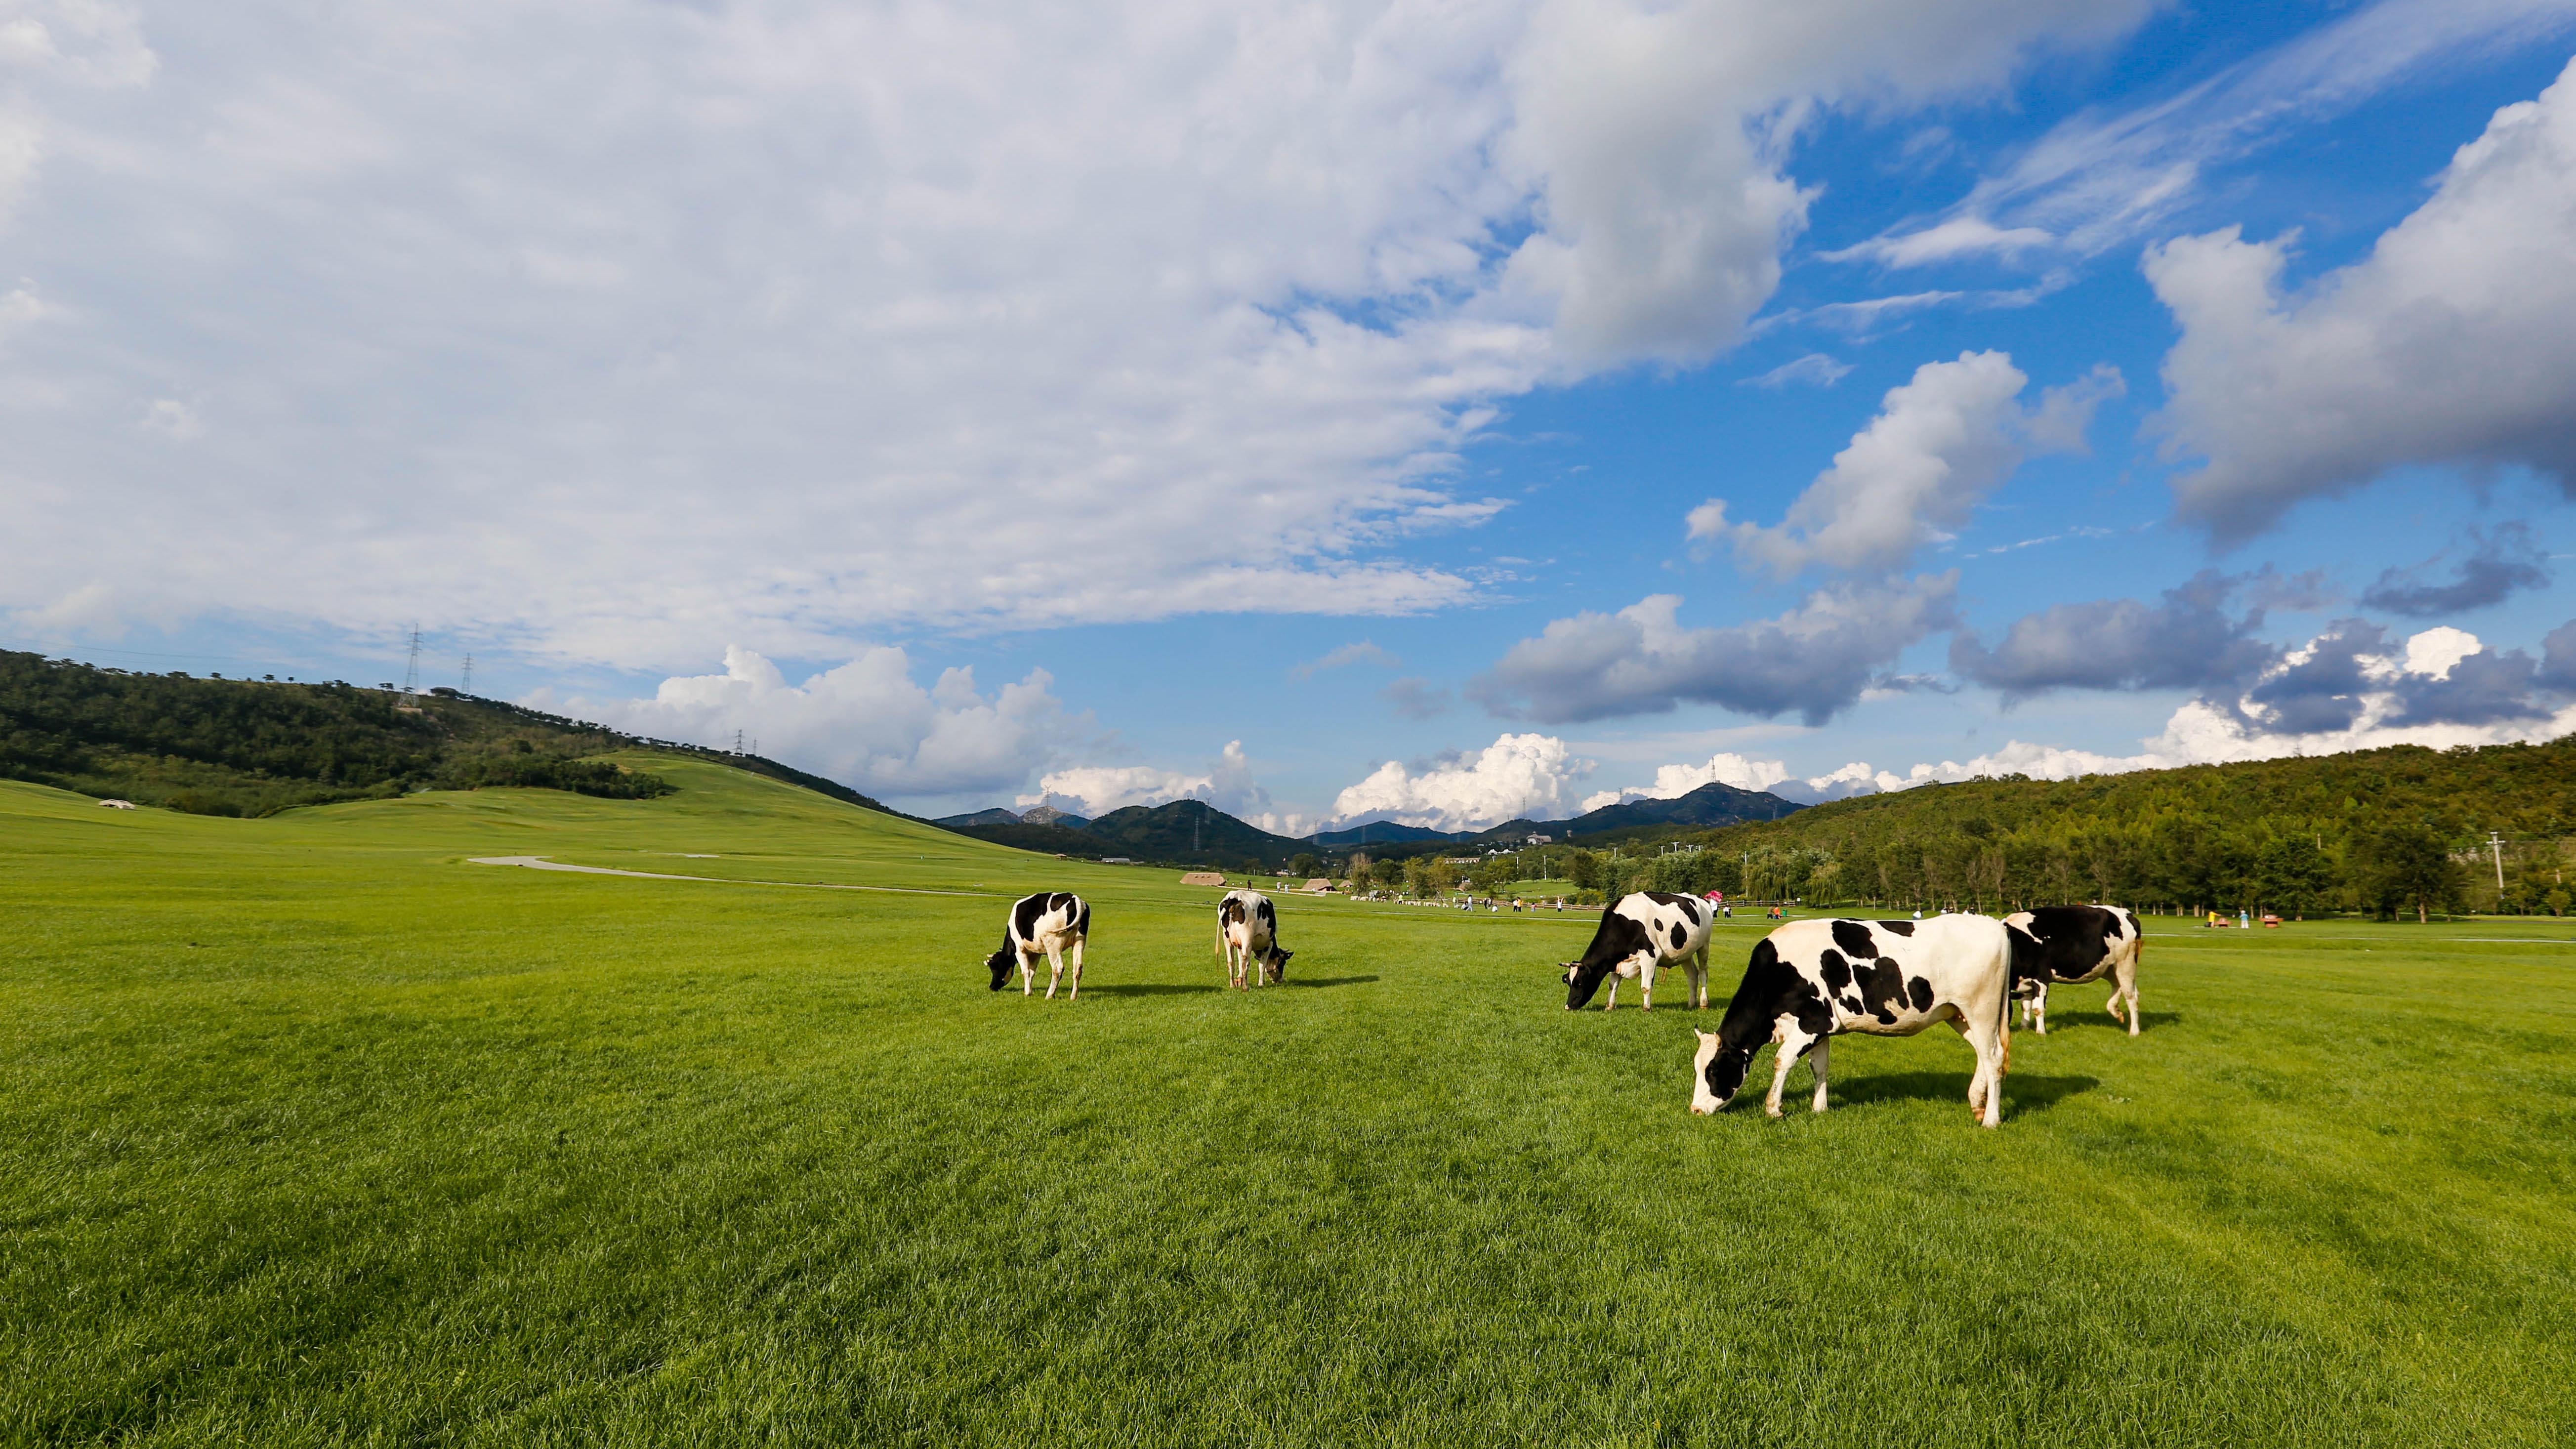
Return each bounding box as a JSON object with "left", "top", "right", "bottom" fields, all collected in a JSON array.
[
  {"left": 460, "top": 654, "right": 473, "bottom": 694},
  {"left": 734, "top": 729, "right": 744, "bottom": 755},
  {"left": 402, "top": 625, "right": 423, "bottom": 695}
]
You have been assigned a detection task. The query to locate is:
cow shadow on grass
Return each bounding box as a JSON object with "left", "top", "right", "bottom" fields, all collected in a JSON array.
[
  {"left": 1080, "top": 983, "right": 1225, "bottom": 996},
  {"left": 1828, "top": 1071, "right": 2100, "bottom": 1116},
  {"left": 1285, "top": 975, "right": 1379, "bottom": 990}
]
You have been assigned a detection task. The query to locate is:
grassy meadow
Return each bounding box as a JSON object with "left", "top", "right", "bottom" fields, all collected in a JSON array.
[{"left": 5, "top": 758, "right": 2576, "bottom": 1446}]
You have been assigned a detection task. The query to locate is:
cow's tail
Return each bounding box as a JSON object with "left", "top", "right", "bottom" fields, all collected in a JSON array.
[{"left": 1992, "top": 921, "right": 2014, "bottom": 1080}]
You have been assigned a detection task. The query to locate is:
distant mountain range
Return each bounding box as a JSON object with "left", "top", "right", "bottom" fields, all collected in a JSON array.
[{"left": 932, "top": 779, "right": 1805, "bottom": 867}]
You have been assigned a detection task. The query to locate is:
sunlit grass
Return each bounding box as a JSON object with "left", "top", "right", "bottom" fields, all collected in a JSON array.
[{"left": 5, "top": 766, "right": 2573, "bottom": 1445}]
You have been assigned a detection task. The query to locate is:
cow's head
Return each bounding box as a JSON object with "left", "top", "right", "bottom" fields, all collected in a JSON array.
[
  {"left": 986, "top": 947, "right": 1016, "bottom": 991},
  {"left": 1263, "top": 948, "right": 1294, "bottom": 984},
  {"left": 1562, "top": 946, "right": 1654, "bottom": 1009},
  {"left": 1691, "top": 1028, "right": 1753, "bottom": 1115}
]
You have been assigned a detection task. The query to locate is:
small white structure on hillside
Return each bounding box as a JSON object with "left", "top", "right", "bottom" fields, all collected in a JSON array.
[{"left": 98, "top": 799, "right": 136, "bottom": 810}]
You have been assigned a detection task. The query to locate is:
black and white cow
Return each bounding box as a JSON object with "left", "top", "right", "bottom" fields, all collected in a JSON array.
[
  {"left": 1216, "top": 888, "right": 1292, "bottom": 988},
  {"left": 985, "top": 892, "right": 1091, "bottom": 1000},
  {"left": 2002, "top": 905, "right": 2143, "bottom": 1035},
  {"left": 1561, "top": 891, "right": 1714, "bottom": 1011},
  {"left": 1690, "top": 914, "right": 2013, "bottom": 1127}
]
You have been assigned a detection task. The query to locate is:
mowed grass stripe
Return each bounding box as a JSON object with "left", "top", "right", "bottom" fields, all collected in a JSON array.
[{"left": 4, "top": 769, "right": 2574, "bottom": 1446}]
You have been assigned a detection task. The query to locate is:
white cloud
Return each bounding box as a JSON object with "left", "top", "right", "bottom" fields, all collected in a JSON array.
[
  {"left": 1819, "top": 215, "right": 2055, "bottom": 267},
  {"left": 1020, "top": 739, "right": 1308, "bottom": 835},
  {"left": 0, "top": 0, "right": 2160, "bottom": 667},
  {"left": 1740, "top": 352, "right": 1851, "bottom": 388},
  {"left": 2403, "top": 625, "right": 2482, "bottom": 679},
  {"left": 138, "top": 396, "right": 197, "bottom": 439},
  {"left": 1330, "top": 731, "right": 1593, "bottom": 831},
  {"left": 2148, "top": 53, "right": 2576, "bottom": 539},
  {"left": 1848, "top": 0, "right": 2576, "bottom": 264},
  {"left": 1688, "top": 350, "right": 2118, "bottom": 576},
  {"left": 1847, "top": 622, "right": 2576, "bottom": 791},
  {"left": 560, "top": 645, "right": 1074, "bottom": 804},
  {"left": 1473, "top": 576, "right": 1960, "bottom": 725},
  {"left": 1578, "top": 751, "right": 1789, "bottom": 810},
  {"left": 1291, "top": 640, "right": 1400, "bottom": 679}
]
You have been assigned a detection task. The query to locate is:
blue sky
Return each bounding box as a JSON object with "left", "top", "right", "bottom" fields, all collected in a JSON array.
[{"left": 8, "top": 1, "right": 2576, "bottom": 830}]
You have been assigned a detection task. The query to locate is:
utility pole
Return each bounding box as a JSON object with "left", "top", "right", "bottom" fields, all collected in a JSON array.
[
  {"left": 402, "top": 625, "right": 422, "bottom": 695},
  {"left": 2491, "top": 831, "right": 2508, "bottom": 894}
]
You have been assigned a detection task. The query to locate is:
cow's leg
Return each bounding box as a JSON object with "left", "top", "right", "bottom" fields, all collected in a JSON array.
[
  {"left": 1602, "top": 975, "right": 1618, "bottom": 1011},
  {"left": 1043, "top": 943, "right": 1067, "bottom": 1000},
  {"left": 2031, "top": 981, "right": 2049, "bottom": 1035},
  {"left": 1066, "top": 938, "right": 1084, "bottom": 1001},
  {"left": 1020, "top": 949, "right": 1037, "bottom": 997},
  {"left": 1808, "top": 1035, "right": 1831, "bottom": 1114},
  {"left": 1764, "top": 1026, "right": 1816, "bottom": 1118},
  {"left": 2111, "top": 954, "right": 2140, "bottom": 1035},
  {"left": 1961, "top": 1009, "right": 2005, "bottom": 1129},
  {"left": 1640, "top": 963, "right": 1654, "bottom": 1012}
]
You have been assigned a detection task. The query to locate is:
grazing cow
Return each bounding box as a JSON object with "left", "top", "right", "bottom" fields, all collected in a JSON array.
[
  {"left": 985, "top": 892, "right": 1091, "bottom": 1000},
  {"left": 1690, "top": 914, "right": 2013, "bottom": 1127},
  {"left": 2002, "top": 905, "right": 2143, "bottom": 1035},
  {"left": 1216, "top": 889, "right": 1292, "bottom": 988},
  {"left": 1562, "top": 892, "right": 1714, "bottom": 1011}
]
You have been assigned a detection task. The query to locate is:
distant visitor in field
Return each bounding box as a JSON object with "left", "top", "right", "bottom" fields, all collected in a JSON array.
[
  {"left": 1561, "top": 892, "right": 1714, "bottom": 1011},
  {"left": 987, "top": 892, "right": 1091, "bottom": 1000},
  {"left": 1691, "top": 915, "right": 2013, "bottom": 1128},
  {"left": 1216, "top": 888, "right": 1291, "bottom": 988},
  {"left": 2003, "top": 905, "right": 2144, "bottom": 1035}
]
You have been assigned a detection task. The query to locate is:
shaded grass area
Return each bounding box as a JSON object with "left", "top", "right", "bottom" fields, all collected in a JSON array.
[{"left": 5, "top": 768, "right": 2575, "bottom": 1446}]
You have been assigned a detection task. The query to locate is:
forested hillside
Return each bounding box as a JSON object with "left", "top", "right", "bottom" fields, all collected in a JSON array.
[
  {"left": 0, "top": 651, "right": 892, "bottom": 819},
  {"left": 1558, "top": 738, "right": 2576, "bottom": 921}
]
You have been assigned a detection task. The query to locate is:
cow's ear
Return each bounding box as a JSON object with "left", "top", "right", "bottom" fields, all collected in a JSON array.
[{"left": 1692, "top": 1029, "right": 1714, "bottom": 1043}]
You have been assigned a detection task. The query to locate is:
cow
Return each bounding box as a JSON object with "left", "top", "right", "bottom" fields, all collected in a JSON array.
[
  {"left": 1690, "top": 914, "right": 2013, "bottom": 1128},
  {"left": 2002, "top": 905, "right": 2143, "bottom": 1035},
  {"left": 985, "top": 892, "right": 1091, "bottom": 1000},
  {"left": 1561, "top": 891, "right": 1714, "bottom": 1011},
  {"left": 1216, "top": 889, "right": 1292, "bottom": 988}
]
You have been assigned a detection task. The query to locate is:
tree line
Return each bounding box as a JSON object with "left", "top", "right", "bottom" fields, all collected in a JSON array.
[{"left": 0, "top": 652, "right": 674, "bottom": 816}]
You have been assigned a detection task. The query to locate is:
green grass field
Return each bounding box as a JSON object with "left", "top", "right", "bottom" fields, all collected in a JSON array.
[{"left": 7, "top": 761, "right": 2575, "bottom": 1446}]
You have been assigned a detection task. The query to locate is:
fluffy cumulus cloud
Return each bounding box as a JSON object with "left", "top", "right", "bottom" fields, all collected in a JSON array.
[
  {"left": 1689, "top": 352, "right": 2119, "bottom": 576},
  {"left": 561, "top": 646, "right": 1072, "bottom": 803},
  {"left": 1471, "top": 576, "right": 1959, "bottom": 725},
  {"left": 2148, "top": 55, "right": 2576, "bottom": 540},
  {"left": 1329, "top": 732, "right": 1593, "bottom": 831},
  {"left": 1021, "top": 741, "right": 1309, "bottom": 836},
  {"left": 1579, "top": 751, "right": 1788, "bottom": 811},
  {"left": 1834, "top": 621, "right": 2576, "bottom": 793},
  {"left": 0, "top": 0, "right": 2166, "bottom": 668}
]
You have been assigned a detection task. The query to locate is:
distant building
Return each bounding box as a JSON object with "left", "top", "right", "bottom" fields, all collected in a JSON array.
[
  {"left": 98, "top": 799, "right": 136, "bottom": 810},
  {"left": 1524, "top": 833, "right": 1552, "bottom": 845},
  {"left": 1101, "top": 857, "right": 1134, "bottom": 865}
]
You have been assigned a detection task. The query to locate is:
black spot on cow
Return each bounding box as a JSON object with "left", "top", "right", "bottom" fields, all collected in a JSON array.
[
  {"left": 1854, "top": 954, "right": 1908, "bottom": 1024},
  {"left": 1669, "top": 921, "right": 1688, "bottom": 951},
  {"left": 1908, "top": 976, "right": 1934, "bottom": 1013},
  {"left": 1013, "top": 893, "right": 1050, "bottom": 939},
  {"left": 1818, "top": 948, "right": 1852, "bottom": 994},
  {"left": 1831, "top": 919, "right": 1879, "bottom": 959},
  {"left": 1876, "top": 919, "right": 1914, "bottom": 937}
]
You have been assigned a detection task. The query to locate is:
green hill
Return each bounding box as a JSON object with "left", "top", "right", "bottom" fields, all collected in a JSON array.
[
  {"left": 0, "top": 650, "right": 897, "bottom": 820},
  {"left": 1586, "top": 737, "right": 2576, "bottom": 921}
]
